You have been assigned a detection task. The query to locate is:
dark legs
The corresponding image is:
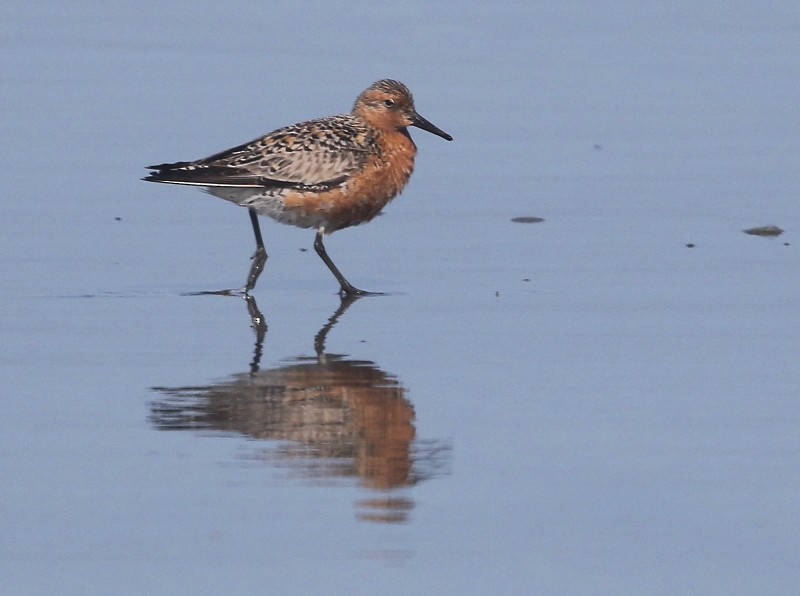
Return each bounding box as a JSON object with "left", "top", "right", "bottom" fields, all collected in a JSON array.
[
  {"left": 240, "top": 214, "right": 380, "bottom": 296},
  {"left": 314, "top": 227, "right": 379, "bottom": 296},
  {"left": 244, "top": 209, "right": 267, "bottom": 293}
]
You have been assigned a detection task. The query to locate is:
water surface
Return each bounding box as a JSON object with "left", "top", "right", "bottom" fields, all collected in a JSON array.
[{"left": 2, "top": 2, "right": 800, "bottom": 594}]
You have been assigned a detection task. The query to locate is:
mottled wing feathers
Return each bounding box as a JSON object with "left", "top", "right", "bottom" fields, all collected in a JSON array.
[{"left": 145, "top": 115, "right": 373, "bottom": 190}]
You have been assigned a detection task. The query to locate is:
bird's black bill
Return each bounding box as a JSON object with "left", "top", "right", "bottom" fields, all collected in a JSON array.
[{"left": 410, "top": 112, "right": 453, "bottom": 141}]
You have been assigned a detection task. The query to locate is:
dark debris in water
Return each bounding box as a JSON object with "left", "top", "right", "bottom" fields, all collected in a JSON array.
[
  {"left": 511, "top": 216, "right": 545, "bottom": 224},
  {"left": 744, "top": 225, "right": 784, "bottom": 237}
]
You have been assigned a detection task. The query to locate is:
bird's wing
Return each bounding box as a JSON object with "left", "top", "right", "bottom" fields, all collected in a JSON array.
[{"left": 144, "top": 115, "right": 371, "bottom": 190}]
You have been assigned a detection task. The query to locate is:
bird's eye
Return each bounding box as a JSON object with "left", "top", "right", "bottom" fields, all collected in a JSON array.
[{"left": 383, "top": 98, "right": 395, "bottom": 107}]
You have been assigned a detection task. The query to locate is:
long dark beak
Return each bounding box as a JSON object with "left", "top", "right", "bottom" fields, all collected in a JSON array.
[{"left": 410, "top": 111, "right": 453, "bottom": 141}]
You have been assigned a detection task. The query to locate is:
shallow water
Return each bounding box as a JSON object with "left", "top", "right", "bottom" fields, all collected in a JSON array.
[{"left": 3, "top": 2, "right": 800, "bottom": 594}]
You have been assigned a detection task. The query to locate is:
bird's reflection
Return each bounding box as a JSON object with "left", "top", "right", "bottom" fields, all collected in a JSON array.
[{"left": 150, "top": 295, "right": 450, "bottom": 523}]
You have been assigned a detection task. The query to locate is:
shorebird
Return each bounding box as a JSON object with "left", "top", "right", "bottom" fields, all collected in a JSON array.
[{"left": 144, "top": 79, "right": 452, "bottom": 296}]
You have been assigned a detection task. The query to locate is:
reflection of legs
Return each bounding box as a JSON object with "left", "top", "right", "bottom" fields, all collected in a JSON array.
[
  {"left": 314, "top": 294, "right": 360, "bottom": 357},
  {"left": 245, "top": 209, "right": 267, "bottom": 293},
  {"left": 244, "top": 293, "right": 267, "bottom": 374},
  {"left": 314, "top": 227, "right": 375, "bottom": 296}
]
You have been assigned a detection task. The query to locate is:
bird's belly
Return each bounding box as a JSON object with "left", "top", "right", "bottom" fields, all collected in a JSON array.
[
  {"left": 205, "top": 182, "right": 399, "bottom": 232},
  {"left": 205, "top": 187, "right": 326, "bottom": 229}
]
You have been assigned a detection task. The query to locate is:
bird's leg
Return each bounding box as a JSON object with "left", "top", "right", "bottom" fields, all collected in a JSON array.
[
  {"left": 244, "top": 209, "right": 267, "bottom": 293},
  {"left": 314, "top": 227, "right": 379, "bottom": 296}
]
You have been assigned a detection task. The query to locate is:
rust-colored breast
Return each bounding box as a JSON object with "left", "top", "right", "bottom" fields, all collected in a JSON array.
[{"left": 282, "top": 129, "right": 417, "bottom": 232}]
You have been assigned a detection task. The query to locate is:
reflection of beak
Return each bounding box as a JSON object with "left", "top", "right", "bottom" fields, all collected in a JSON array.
[{"left": 409, "top": 111, "right": 453, "bottom": 141}]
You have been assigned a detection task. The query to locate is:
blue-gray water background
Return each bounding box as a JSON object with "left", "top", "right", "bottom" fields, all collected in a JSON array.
[{"left": 2, "top": 2, "right": 799, "bottom": 594}]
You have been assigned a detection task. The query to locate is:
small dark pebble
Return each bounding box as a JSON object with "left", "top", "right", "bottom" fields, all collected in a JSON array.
[
  {"left": 784, "top": 242, "right": 790, "bottom": 246},
  {"left": 511, "top": 216, "right": 545, "bottom": 224},
  {"left": 744, "top": 225, "right": 783, "bottom": 237},
  {"left": 114, "top": 217, "right": 122, "bottom": 221},
  {"left": 522, "top": 278, "right": 531, "bottom": 282},
  {"left": 686, "top": 243, "right": 695, "bottom": 248},
  {"left": 299, "top": 248, "right": 308, "bottom": 252}
]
